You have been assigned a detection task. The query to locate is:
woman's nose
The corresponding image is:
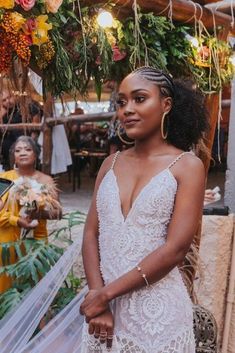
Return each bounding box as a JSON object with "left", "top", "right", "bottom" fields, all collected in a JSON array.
[{"left": 123, "top": 102, "right": 135, "bottom": 116}]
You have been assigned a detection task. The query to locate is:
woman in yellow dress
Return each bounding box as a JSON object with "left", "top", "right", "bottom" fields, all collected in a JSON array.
[{"left": 0, "top": 135, "right": 62, "bottom": 293}]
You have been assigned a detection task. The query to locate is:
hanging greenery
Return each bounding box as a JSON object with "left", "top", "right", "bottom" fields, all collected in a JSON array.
[{"left": 0, "top": 1, "right": 234, "bottom": 97}]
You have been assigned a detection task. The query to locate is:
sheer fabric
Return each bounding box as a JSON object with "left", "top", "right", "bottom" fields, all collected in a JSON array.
[{"left": 0, "top": 232, "right": 83, "bottom": 353}]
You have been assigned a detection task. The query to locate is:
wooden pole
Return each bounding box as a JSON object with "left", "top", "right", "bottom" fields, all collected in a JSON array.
[
  {"left": 42, "top": 92, "right": 53, "bottom": 174},
  {"left": 86, "top": 0, "right": 234, "bottom": 30},
  {"left": 0, "top": 123, "right": 42, "bottom": 130},
  {"left": 183, "top": 27, "right": 231, "bottom": 299},
  {"left": 46, "top": 112, "right": 114, "bottom": 126},
  {"left": 199, "top": 26, "right": 230, "bottom": 173}
]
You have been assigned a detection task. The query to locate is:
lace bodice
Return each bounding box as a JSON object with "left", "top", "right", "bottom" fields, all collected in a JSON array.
[
  {"left": 85, "top": 151, "right": 195, "bottom": 353},
  {"left": 97, "top": 167, "right": 177, "bottom": 283}
]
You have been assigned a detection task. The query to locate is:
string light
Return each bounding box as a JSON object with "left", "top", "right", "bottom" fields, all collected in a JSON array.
[
  {"left": 97, "top": 10, "right": 114, "bottom": 28},
  {"left": 185, "top": 34, "right": 199, "bottom": 48}
]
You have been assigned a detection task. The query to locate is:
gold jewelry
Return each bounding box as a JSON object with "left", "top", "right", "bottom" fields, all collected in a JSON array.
[
  {"left": 100, "top": 333, "right": 107, "bottom": 338},
  {"left": 117, "top": 124, "right": 135, "bottom": 145},
  {"left": 136, "top": 265, "right": 150, "bottom": 287},
  {"left": 161, "top": 112, "right": 169, "bottom": 140}
]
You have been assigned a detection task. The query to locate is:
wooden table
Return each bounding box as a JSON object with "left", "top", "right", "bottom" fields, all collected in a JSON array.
[{"left": 73, "top": 151, "right": 108, "bottom": 191}]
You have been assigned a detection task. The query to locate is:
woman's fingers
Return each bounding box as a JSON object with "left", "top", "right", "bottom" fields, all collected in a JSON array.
[
  {"left": 94, "top": 324, "right": 100, "bottom": 339},
  {"left": 106, "top": 325, "right": 114, "bottom": 349},
  {"left": 99, "top": 324, "right": 107, "bottom": 344},
  {"left": 88, "top": 322, "right": 94, "bottom": 335}
]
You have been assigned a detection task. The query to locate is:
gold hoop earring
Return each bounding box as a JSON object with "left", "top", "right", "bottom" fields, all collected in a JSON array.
[
  {"left": 117, "top": 125, "right": 135, "bottom": 145},
  {"left": 161, "top": 112, "right": 169, "bottom": 140}
]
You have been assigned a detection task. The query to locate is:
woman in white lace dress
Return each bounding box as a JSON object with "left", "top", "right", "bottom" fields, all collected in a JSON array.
[{"left": 80, "top": 67, "right": 208, "bottom": 353}]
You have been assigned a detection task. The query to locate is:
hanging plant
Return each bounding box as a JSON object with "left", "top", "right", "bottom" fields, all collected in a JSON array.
[
  {"left": 187, "top": 34, "right": 234, "bottom": 93},
  {"left": 0, "top": 1, "right": 234, "bottom": 96}
]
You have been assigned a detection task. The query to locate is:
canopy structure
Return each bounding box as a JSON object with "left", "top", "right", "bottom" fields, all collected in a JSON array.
[
  {"left": 97, "top": 0, "right": 235, "bottom": 30},
  {"left": 41, "top": 0, "right": 234, "bottom": 173}
]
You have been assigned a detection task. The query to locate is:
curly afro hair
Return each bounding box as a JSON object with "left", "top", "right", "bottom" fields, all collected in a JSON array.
[{"left": 133, "top": 67, "right": 209, "bottom": 151}]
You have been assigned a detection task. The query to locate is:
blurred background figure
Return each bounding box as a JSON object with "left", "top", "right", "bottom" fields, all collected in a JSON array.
[
  {"left": 0, "top": 88, "right": 42, "bottom": 170},
  {"left": 0, "top": 135, "right": 62, "bottom": 293}
]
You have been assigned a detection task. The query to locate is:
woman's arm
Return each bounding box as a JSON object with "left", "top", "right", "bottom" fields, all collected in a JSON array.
[
  {"left": 80, "top": 155, "right": 206, "bottom": 320},
  {"left": 0, "top": 198, "right": 4, "bottom": 211},
  {"left": 0, "top": 195, "right": 35, "bottom": 229},
  {"left": 82, "top": 155, "right": 114, "bottom": 290}
]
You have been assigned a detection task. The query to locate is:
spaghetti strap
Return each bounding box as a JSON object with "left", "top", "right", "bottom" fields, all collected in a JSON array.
[
  {"left": 110, "top": 151, "right": 120, "bottom": 170},
  {"left": 168, "top": 151, "right": 192, "bottom": 170}
]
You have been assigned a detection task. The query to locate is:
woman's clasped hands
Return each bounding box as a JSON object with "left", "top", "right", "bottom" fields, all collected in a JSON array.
[{"left": 80, "top": 289, "right": 114, "bottom": 349}]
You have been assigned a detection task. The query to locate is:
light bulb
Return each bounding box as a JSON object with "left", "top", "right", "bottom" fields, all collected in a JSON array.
[
  {"left": 97, "top": 10, "right": 113, "bottom": 28},
  {"left": 185, "top": 34, "right": 199, "bottom": 48}
]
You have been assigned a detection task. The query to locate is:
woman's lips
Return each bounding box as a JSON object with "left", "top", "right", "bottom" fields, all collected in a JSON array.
[{"left": 123, "top": 119, "right": 140, "bottom": 127}]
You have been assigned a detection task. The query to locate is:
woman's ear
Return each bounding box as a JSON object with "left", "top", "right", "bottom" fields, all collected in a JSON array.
[{"left": 163, "top": 97, "right": 173, "bottom": 114}]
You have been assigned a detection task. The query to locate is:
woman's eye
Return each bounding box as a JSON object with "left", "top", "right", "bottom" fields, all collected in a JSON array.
[
  {"left": 135, "top": 96, "right": 145, "bottom": 103},
  {"left": 116, "top": 99, "right": 126, "bottom": 107}
]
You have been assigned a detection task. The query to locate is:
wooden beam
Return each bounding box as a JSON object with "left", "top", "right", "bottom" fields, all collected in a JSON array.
[
  {"left": 46, "top": 112, "right": 114, "bottom": 126},
  {"left": 196, "top": 0, "right": 223, "bottom": 5},
  {"left": 103, "top": 0, "right": 234, "bottom": 30},
  {"left": 42, "top": 93, "right": 53, "bottom": 175},
  {"left": 222, "top": 99, "right": 231, "bottom": 108},
  {"left": 200, "top": 26, "right": 230, "bottom": 174},
  {"left": 0, "top": 123, "right": 42, "bottom": 130}
]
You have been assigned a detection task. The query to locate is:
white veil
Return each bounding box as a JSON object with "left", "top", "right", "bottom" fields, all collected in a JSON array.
[
  {"left": 0, "top": 231, "right": 84, "bottom": 353},
  {"left": 18, "top": 288, "right": 87, "bottom": 353}
]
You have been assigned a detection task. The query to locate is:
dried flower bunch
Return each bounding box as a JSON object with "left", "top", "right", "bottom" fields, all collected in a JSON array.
[{"left": 7, "top": 176, "right": 60, "bottom": 238}]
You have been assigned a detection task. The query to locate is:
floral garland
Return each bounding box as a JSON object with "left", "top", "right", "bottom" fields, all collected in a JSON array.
[
  {"left": 0, "top": 0, "right": 60, "bottom": 73},
  {"left": 0, "top": 1, "right": 234, "bottom": 96}
]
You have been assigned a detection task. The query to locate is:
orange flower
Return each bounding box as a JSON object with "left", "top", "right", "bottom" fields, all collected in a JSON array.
[{"left": 0, "top": 0, "right": 14, "bottom": 9}]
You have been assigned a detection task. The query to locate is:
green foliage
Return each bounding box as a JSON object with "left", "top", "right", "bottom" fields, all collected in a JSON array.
[
  {"left": 1, "top": 1, "right": 234, "bottom": 95},
  {"left": 0, "top": 210, "right": 86, "bottom": 320},
  {"left": 0, "top": 287, "right": 30, "bottom": 319},
  {"left": 0, "top": 240, "right": 63, "bottom": 285},
  {"left": 50, "top": 274, "right": 81, "bottom": 315}
]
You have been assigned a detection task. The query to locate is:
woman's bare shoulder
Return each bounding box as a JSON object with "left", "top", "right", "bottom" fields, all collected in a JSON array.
[
  {"left": 100, "top": 152, "right": 121, "bottom": 173},
  {"left": 174, "top": 152, "right": 205, "bottom": 180}
]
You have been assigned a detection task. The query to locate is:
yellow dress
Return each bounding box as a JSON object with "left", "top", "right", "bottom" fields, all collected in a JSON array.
[{"left": 0, "top": 170, "right": 47, "bottom": 293}]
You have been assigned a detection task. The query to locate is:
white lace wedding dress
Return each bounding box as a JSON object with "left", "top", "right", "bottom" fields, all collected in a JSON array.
[
  {"left": 17, "top": 151, "right": 195, "bottom": 353},
  {"left": 81, "top": 151, "right": 195, "bottom": 353}
]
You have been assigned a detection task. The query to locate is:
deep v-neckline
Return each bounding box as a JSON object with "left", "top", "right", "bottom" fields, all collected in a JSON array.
[{"left": 109, "top": 168, "right": 176, "bottom": 223}]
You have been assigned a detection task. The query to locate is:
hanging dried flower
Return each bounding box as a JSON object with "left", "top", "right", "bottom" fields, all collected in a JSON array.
[
  {"left": 37, "top": 38, "right": 55, "bottom": 69},
  {"left": 112, "top": 45, "right": 126, "bottom": 62}
]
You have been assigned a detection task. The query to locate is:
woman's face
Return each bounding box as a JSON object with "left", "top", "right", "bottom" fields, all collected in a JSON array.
[
  {"left": 116, "top": 73, "right": 172, "bottom": 140},
  {"left": 14, "top": 141, "right": 36, "bottom": 168}
]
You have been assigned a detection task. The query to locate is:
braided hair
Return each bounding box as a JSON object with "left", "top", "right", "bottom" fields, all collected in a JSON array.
[{"left": 132, "top": 67, "right": 209, "bottom": 151}]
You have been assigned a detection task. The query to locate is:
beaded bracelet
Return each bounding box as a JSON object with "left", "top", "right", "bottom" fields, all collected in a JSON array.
[{"left": 136, "top": 265, "right": 150, "bottom": 287}]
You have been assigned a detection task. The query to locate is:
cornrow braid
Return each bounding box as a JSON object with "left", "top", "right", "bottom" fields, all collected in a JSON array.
[{"left": 133, "top": 66, "right": 175, "bottom": 98}]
